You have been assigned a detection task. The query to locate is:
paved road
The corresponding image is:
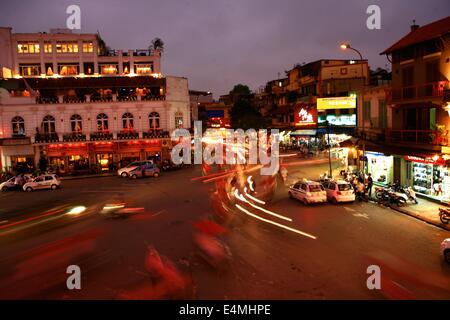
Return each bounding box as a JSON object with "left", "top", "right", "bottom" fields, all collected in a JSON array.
[{"left": 0, "top": 162, "right": 449, "bottom": 299}]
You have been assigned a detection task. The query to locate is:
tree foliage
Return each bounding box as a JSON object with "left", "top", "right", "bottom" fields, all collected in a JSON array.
[{"left": 150, "top": 37, "right": 164, "bottom": 52}]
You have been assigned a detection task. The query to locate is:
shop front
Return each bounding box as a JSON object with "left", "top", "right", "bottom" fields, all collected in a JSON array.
[
  {"left": 47, "top": 143, "right": 90, "bottom": 175},
  {"left": 366, "top": 152, "right": 394, "bottom": 185},
  {"left": 404, "top": 155, "right": 450, "bottom": 202},
  {"left": 0, "top": 141, "right": 35, "bottom": 173}
]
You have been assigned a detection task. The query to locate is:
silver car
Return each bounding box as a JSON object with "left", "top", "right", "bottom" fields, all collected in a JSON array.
[{"left": 23, "top": 174, "right": 61, "bottom": 192}]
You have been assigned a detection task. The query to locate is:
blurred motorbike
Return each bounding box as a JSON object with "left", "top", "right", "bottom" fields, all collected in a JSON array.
[{"left": 192, "top": 220, "right": 232, "bottom": 271}]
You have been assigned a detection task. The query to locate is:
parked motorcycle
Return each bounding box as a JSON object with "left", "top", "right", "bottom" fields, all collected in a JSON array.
[
  {"left": 375, "top": 185, "right": 407, "bottom": 206},
  {"left": 439, "top": 207, "right": 450, "bottom": 224}
]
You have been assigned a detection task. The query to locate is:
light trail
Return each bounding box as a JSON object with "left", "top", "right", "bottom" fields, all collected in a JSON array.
[
  {"left": 235, "top": 204, "right": 316, "bottom": 240},
  {"left": 234, "top": 189, "right": 291, "bottom": 222},
  {"left": 247, "top": 176, "right": 255, "bottom": 192}
]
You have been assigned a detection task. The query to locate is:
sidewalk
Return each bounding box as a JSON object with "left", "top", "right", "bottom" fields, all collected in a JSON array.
[
  {"left": 279, "top": 152, "right": 450, "bottom": 231},
  {"left": 369, "top": 193, "right": 450, "bottom": 231}
]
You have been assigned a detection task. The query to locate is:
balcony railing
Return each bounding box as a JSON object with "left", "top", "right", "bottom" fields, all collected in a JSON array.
[
  {"left": 387, "top": 81, "right": 448, "bottom": 102},
  {"left": 35, "top": 96, "right": 58, "bottom": 104},
  {"left": 91, "top": 94, "right": 113, "bottom": 102},
  {"left": 35, "top": 133, "right": 59, "bottom": 143},
  {"left": 63, "top": 95, "right": 86, "bottom": 103},
  {"left": 63, "top": 132, "right": 87, "bottom": 142},
  {"left": 117, "top": 94, "right": 137, "bottom": 102},
  {"left": 143, "top": 129, "right": 169, "bottom": 138},
  {"left": 142, "top": 94, "right": 165, "bottom": 101},
  {"left": 385, "top": 129, "right": 448, "bottom": 146},
  {"left": 117, "top": 130, "right": 139, "bottom": 140},
  {"left": 90, "top": 131, "right": 113, "bottom": 141}
]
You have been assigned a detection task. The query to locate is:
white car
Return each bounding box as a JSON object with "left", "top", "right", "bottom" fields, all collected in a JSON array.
[
  {"left": 440, "top": 238, "right": 450, "bottom": 263},
  {"left": 0, "top": 177, "right": 17, "bottom": 191},
  {"left": 289, "top": 180, "right": 327, "bottom": 205},
  {"left": 117, "top": 160, "right": 153, "bottom": 178},
  {"left": 23, "top": 174, "right": 61, "bottom": 192},
  {"left": 322, "top": 180, "right": 355, "bottom": 203}
]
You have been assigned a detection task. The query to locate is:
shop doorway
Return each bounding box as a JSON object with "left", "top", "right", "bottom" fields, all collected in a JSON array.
[
  {"left": 48, "top": 157, "right": 66, "bottom": 175},
  {"left": 96, "top": 153, "right": 113, "bottom": 172},
  {"left": 10, "top": 156, "right": 34, "bottom": 174}
]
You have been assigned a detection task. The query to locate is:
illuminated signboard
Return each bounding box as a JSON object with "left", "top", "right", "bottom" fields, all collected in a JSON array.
[
  {"left": 404, "top": 155, "right": 445, "bottom": 166},
  {"left": 318, "top": 114, "right": 356, "bottom": 126},
  {"left": 294, "top": 105, "right": 317, "bottom": 128},
  {"left": 317, "top": 96, "right": 356, "bottom": 110}
]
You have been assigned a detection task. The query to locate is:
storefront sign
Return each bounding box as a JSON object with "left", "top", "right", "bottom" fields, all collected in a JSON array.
[
  {"left": 318, "top": 114, "right": 356, "bottom": 126},
  {"left": 404, "top": 155, "right": 445, "bottom": 166},
  {"left": 294, "top": 105, "right": 317, "bottom": 128},
  {"left": 317, "top": 96, "right": 356, "bottom": 110},
  {"left": 441, "top": 146, "right": 450, "bottom": 154}
]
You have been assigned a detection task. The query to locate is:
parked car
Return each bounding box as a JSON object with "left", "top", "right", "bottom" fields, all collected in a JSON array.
[
  {"left": 0, "top": 175, "right": 33, "bottom": 191},
  {"left": 117, "top": 160, "right": 154, "bottom": 177},
  {"left": 322, "top": 180, "right": 355, "bottom": 203},
  {"left": 0, "top": 177, "right": 17, "bottom": 191},
  {"left": 129, "top": 163, "right": 161, "bottom": 179},
  {"left": 161, "top": 160, "right": 183, "bottom": 171},
  {"left": 441, "top": 238, "right": 450, "bottom": 263},
  {"left": 289, "top": 180, "right": 327, "bottom": 205},
  {"left": 23, "top": 174, "right": 61, "bottom": 192}
]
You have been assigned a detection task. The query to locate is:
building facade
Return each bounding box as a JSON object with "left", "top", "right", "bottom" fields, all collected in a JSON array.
[
  {"left": 357, "top": 17, "right": 450, "bottom": 202},
  {"left": 0, "top": 28, "right": 190, "bottom": 175}
]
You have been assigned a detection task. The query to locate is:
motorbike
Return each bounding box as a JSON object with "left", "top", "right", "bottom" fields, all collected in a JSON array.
[
  {"left": 376, "top": 186, "right": 407, "bottom": 206},
  {"left": 439, "top": 207, "right": 450, "bottom": 224}
]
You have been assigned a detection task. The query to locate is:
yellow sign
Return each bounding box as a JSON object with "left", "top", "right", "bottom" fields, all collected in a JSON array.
[
  {"left": 441, "top": 146, "right": 450, "bottom": 154},
  {"left": 317, "top": 97, "right": 356, "bottom": 110}
]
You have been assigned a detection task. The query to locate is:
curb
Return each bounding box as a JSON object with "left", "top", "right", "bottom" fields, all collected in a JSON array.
[{"left": 368, "top": 200, "right": 450, "bottom": 231}]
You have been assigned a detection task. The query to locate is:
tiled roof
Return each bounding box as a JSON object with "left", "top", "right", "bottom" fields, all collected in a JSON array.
[{"left": 380, "top": 16, "right": 450, "bottom": 55}]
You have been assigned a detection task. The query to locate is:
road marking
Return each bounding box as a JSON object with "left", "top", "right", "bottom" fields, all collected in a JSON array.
[
  {"left": 343, "top": 207, "right": 356, "bottom": 212},
  {"left": 352, "top": 213, "right": 369, "bottom": 219}
]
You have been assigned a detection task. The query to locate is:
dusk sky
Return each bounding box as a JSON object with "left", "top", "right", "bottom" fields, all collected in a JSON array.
[{"left": 0, "top": 0, "right": 448, "bottom": 97}]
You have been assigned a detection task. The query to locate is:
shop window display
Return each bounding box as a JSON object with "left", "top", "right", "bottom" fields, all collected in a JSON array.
[{"left": 412, "top": 162, "right": 449, "bottom": 200}]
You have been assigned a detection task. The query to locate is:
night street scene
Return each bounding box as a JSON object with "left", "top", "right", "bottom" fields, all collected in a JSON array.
[{"left": 0, "top": 0, "right": 450, "bottom": 310}]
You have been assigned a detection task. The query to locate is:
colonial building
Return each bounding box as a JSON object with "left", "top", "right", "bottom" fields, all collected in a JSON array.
[{"left": 0, "top": 28, "right": 190, "bottom": 175}]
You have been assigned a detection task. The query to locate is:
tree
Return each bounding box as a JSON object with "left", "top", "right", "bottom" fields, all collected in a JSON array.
[
  {"left": 150, "top": 37, "right": 164, "bottom": 52},
  {"left": 230, "top": 98, "right": 267, "bottom": 130},
  {"left": 38, "top": 154, "right": 48, "bottom": 173},
  {"left": 229, "top": 84, "right": 251, "bottom": 103}
]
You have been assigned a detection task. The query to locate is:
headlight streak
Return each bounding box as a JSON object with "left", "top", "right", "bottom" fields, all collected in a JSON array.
[
  {"left": 235, "top": 204, "right": 316, "bottom": 240},
  {"left": 234, "top": 189, "right": 291, "bottom": 222},
  {"left": 247, "top": 176, "right": 255, "bottom": 192}
]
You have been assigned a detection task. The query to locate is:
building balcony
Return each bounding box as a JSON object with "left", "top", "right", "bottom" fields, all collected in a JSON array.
[
  {"left": 117, "top": 130, "right": 139, "bottom": 140},
  {"left": 117, "top": 94, "right": 137, "bottom": 102},
  {"left": 63, "top": 95, "right": 86, "bottom": 103},
  {"left": 34, "top": 133, "right": 59, "bottom": 143},
  {"left": 387, "top": 81, "right": 448, "bottom": 103},
  {"left": 143, "top": 129, "right": 169, "bottom": 138},
  {"left": 35, "top": 96, "right": 58, "bottom": 104},
  {"left": 386, "top": 129, "right": 448, "bottom": 146},
  {"left": 90, "top": 94, "right": 113, "bottom": 102},
  {"left": 63, "top": 132, "right": 87, "bottom": 142},
  {"left": 90, "top": 131, "right": 113, "bottom": 141},
  {"left": 141, "top": 94, "right": 165, "bottom": 101}
]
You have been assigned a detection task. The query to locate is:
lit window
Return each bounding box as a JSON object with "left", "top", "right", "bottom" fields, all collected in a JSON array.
[
  {"left": 122, "top": 113, "right": 134, "bottom": 130},
  {"left": 100, "top": 64, "right": 118, "bottom": 75},
  {"left": 17, "top": 42, "right": 40, "bottom": 54},
  {"left": 83, "top": 42, "right": 93, "bottom": 53},
  {"left": 96, "top": 113, "right": 109, "bottom": 132},
  {"left": 135, "top": 63, "right": 153, "bottom": 75},
  {"left": 12, "top": 116, "right": 25, "bottom": 136},
  {"left": 175, "top": 112, "right": 183, "bottom": 128},
  {"left": 19, "top": 65, "right": 40, "bottom": 76},
  {"left": 59, "top": 65, "right": 78, "bottom": 75},
  {"left": 70, "top": 114, "right": 83, "bottom": 133},
  {"left": 44, "top": 42, "right": 52, "bottom": 53},
  {"left": 149, "top": 112, "right": 160, "bottom": 129},
  {"left": 56, "top": 42, "right": 78, "bottom": 53}
]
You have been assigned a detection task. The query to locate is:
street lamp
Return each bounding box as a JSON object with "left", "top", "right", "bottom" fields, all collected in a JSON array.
[{"left": 340, "top": 42, "right": 366, "bottom": 174}]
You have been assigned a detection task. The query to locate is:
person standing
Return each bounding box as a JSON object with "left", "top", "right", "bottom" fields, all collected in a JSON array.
[{"left": 366, "top": 173, "right": 373, "bottom": 198}]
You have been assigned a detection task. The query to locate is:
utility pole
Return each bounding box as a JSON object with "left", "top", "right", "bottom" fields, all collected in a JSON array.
[{"left": 326, "top": 120, "right": 332, "bottom": 178}]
